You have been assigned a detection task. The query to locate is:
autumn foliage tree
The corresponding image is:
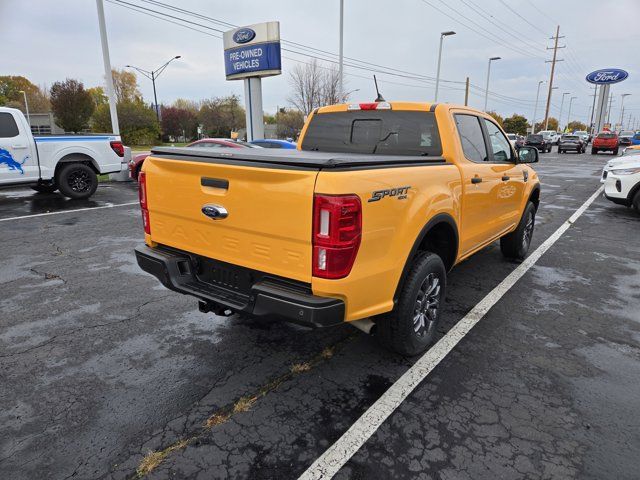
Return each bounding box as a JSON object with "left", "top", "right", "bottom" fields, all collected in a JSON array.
[
  {"left": 161, "top": 105, "right": 198, "bottom": 140},
  {"left": 50, "top": 79, "right": 95, "bottom": 132},
  {"left": 502, "top": 114, "right": 529, "bottom": 135},
  {"left": 198, "top": 95, "right": 245, "bottom": 137},
  {"left": 0, "top": 75, "right": 50, "bottom": 112}
]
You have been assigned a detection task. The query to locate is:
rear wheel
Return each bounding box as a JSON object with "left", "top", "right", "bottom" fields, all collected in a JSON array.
[
  {"left": 591, "top": 148, "right": 598, "bottom": 154},
  {"left": 377, "top": 252, "right": 446, "bottom": 356},
  {"left": 31, "top": 183, "right": 58, "bottom": 194},
  {"left": 613, "top": 148, "right": 619, "bottom": 155},
  {"left": 56, "top": 163, "right": 98, "bottom": 200},
  {"left": 500, "top": 202, "right": 536, "bottom": 260}
]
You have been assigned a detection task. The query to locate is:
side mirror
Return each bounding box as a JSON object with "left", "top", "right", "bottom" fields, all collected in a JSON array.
[{"left": 517, "top": 146, "right": 539, "bottom": 163}]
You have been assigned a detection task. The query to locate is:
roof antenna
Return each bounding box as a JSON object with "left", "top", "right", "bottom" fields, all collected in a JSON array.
[{"left": 373, "top": 75, "right": 385, "bottom": 102}]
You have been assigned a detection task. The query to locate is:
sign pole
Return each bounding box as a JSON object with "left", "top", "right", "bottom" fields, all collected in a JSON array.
[
  {"left": 244, "top": 77, "right": 264, "bottom": 141},
  {"left": 593, "top": 84, "right": 609, "bottom": 133}
]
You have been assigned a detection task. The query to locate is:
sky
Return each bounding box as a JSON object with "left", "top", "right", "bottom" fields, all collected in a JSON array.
[{"left": 2, "top": 0, "right": 640, "bottom": 129}]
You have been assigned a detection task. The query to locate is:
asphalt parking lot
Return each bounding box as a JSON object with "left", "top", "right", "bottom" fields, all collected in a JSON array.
[{"left": 1, "top": 151, "right": 639, "bottom": 480}]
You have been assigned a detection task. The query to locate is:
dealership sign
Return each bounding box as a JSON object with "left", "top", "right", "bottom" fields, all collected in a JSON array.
[
  {"left": 223, "top": 22, "right": 281, "bottom": 80},
  {"left": 585, "top": 68, "right": 629, "bottom": 85}
]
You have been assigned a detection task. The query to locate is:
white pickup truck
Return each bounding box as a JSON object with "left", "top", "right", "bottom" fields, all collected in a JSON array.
[{"left": 0, "top": 107, "right": 126, "bottom": 199}]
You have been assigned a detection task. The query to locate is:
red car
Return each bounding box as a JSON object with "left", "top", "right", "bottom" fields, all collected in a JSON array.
[
  {"left": 129, "top": 139, "right": 260, "bottom": 180},
  {"left": 591, "top": 131, "right": 619, "bottom": 155}
]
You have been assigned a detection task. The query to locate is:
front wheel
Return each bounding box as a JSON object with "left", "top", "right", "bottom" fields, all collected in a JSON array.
[
  {"left": 501, "top": 202, "right": 536, "bottom": 260},
  {"left": 613, "top": 148, "right": 619, "bottom": 155},
  {"left": 632, "top": 191, "right": 640, "bottom": 214},
  {"left": 376, "top": 252, "right": 446, "bottom": 356},
  {"left": 56, "top": 163, "right": 98, "bottom": 199}
]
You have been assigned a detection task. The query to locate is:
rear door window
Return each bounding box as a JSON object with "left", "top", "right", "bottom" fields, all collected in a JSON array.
[
  {"left": 454, "top": 114, "right": 488, "bottom": 163},
  {"left": 0, "top": 112, "right": 20, "bottom": 138}
]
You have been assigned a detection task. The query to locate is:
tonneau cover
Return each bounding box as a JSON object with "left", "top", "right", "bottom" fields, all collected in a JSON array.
[{"left": 150, "top": 146, "right": 446, "bottom": 169}]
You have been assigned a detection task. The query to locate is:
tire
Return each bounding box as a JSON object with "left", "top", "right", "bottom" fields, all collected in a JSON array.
[
  {"left": 591, "top": 148, "right": 598, "bottom": 155},
  {"left": 31, "top": 183, "right": 58, "bottom": 194},
  {"left": 500, "top": 202, "right": 536, "bottom": 260},
  {"left": 377, "top": 252, "right": 446, "bottom": 356},
  {"left": 56, "top": 163, "right": 98, "bottom": 200},
  {"left": 559, "top": 149, "right": 563, "bottom": 154},
  {"left": 613, "top": 148, "right": 619, "bottom": 155},
  {"left": 633, "top": 190, "right": 640, "bottom": 213}
]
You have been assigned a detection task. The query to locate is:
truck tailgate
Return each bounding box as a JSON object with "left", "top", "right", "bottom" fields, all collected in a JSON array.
[{"left": 144, "top": 155, "right": 318, "bottom": 282}]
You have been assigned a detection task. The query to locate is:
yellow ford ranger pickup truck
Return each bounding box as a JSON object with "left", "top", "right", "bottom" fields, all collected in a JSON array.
[{"left": 135, "top": 102, "right": 540, "bottom": 355}]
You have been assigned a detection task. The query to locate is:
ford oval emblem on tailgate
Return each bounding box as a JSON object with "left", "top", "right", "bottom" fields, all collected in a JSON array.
[{"left": 202, "top": 204, "right": 228, "bottom": 220}]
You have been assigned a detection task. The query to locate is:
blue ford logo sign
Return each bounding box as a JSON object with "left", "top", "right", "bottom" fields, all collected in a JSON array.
[
  {"left": 233, "top": 28, "right": 256, "bottom": 44},
  {"left": 585, "top": 68, "right": 629, "bottom": 85}
]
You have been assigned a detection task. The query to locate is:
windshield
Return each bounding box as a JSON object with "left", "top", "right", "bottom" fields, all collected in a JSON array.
[
  {"left": 507, "top": 134, "right": 516, "bottom": 140},
  {"left": 620, "top": 131, "right": 634, "bottom": 136},
  {"left": 301, "top": 110, "right": 442, "bottom": 156},
  {"left": 597, "top": 133, "right": 616, "bottom": 139},
  {"left": 562, "top": 135, "right": 579, "bottom": 140},
  {"left": 527, "top": 135, "right": 543, "bottom": 141}
]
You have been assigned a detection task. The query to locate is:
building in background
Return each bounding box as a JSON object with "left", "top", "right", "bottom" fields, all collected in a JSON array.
[{"left": 28, "top": 112, "right": 65, "bottom": 135}]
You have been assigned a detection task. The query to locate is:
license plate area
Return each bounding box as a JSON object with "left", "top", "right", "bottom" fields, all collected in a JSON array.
[{"left": 196, "top": 257, "right": 255, "bottom": 294}]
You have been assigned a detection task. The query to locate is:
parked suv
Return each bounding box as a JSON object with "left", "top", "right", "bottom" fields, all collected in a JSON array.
[
  {"left": 525, "top": 134, "right": 551, "bottom": 153},
  {"left": 592, "top": 132, "right": 619, "bottom": 155},
  {"left": 558, "top": 134, "right": 585, "bottom": 154}
]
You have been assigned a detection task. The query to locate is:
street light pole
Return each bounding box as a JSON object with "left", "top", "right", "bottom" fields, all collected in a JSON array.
[
  {"left": 619, "top": 93, "right": 631, "bottom": 128},
  {"left": 532, "top": 80, "right": 544, "bottom": 134},
  {"left": 558, "top": 92, "right": 569, "bottom": 132},
  {"left": 18, "top": 90, "right": 30, "bottom": 127},
  {"left": 126, "top": 55, "right": 181, "bottom": 123},
  {"left": 434, "top": 31, "right": 455, "bottom": 102},
  {"left": 484, "top": 56, "right": 501, "bottom": 111},
  {"left": 566, "top": 96, "right": 577, "bottom": 130}
]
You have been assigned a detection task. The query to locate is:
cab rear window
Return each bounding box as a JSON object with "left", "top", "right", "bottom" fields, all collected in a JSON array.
[
  {"left": 301, "top": 110, "right": 442, "bottom": 156},
  {"left": 597, "top": 133, "right": 616, "bottom": 139}
]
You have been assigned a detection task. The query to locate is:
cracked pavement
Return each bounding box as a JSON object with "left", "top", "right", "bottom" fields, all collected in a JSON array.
[{"left": 1, "top": 152, "right": 639, "bottom": 479}]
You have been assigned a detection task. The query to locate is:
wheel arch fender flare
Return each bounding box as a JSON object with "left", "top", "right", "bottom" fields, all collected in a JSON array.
[{"left": 393, "top": 212, "right": 459, "bottom": 303}]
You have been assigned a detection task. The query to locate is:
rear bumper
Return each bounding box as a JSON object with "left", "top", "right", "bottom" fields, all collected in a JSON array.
[{"left": 134, "top": 245, "right": 345, "bottom": 328}]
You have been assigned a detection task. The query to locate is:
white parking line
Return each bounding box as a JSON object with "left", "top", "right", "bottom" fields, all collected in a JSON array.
[
  {"left": 299, "top": 185, "right": 604, "bottom": 480},
  {"left": 0, "top": 201, "right": 139, "bottom": 223}
]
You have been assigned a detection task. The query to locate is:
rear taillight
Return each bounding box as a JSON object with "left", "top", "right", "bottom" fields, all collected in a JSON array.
[
  {"left": 110, "top": 140, "right": 125, "bottom": 157},
  {"left": 312, "top": 194, "right": 362, "bottom": 279},
  {"left": 138, "top": 171, "right": 150, "bottom": 234}
]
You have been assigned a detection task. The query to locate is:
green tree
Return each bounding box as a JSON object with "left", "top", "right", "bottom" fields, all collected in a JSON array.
[
  {"left": 50, "top": 79, "right": 95, "bottom": 132},
  {"left": 0, "top": 75, "right": 50, "bottom": 112},
  {"left": 535, "top": 117, "right": 558, "bottom": 132},
  {"left": 92, "top": 100, "right": 159, "bottom": 145},
  {"left": 502, "top": 114, "right": 529, "bottom": 135},
  {"left": 198, "top": 95, "right": 245, "bottom": 137},
  {"left": 276, "top": 108, "right": 304, "bottom": 139},
  {"left": 87, "top": 86, "right": 108, "bottom": 107},
  {"left": 264, "top": 113, "right": 277, "bottom": 124},
  {"left": 567, "top": 120, "right": 587, "bottom": 132},
  {"left": 487, "top": 111, "right": 503, "bottom": 126}
]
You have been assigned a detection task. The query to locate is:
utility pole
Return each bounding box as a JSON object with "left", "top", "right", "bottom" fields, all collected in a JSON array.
[
  {"left": 606, "top": 92, "right": 614, "bottom": 125},
  {"left": 338, "top": 0, "right": 344, "bottom": 97},
  {"left": 619, "top": 93, "right": 631, "bottom": 128},
  {"left": 464, "top": 76, "right": 470, "bottom": 106},
  {"left": 558, "top": 92, "right": 569, "bottom": 131},
  {"left": 588, "top": 85, "right": 598, "bottom": 135},
  {"left": 96, "top": 0, "right": 119, "bottom": 135},
  {"left": 543, "top": 25, "right": 565, "bottom": 131},
  {"left": 532, "top": 80, "right": 544, "bottom": 134}
]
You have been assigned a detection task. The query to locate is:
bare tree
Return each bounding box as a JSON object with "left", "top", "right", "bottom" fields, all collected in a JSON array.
[{"left": 287, "top": 60, "right": 349, "bottom": 115}]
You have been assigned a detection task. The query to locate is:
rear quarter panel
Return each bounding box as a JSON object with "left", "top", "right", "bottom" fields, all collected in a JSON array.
[{"left": 313, "top": 163, "right": 461, "bottom": 320}]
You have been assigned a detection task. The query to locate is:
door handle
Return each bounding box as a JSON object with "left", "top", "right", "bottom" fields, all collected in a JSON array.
[
  {"left": 501, "top": 175, "right": 510, "bottom": 181},
  {"left": 12, "top": 145, "right": 28, "bottom": 149},
  {"left": 471, "top": 177, "right": 483, "bottom": 184}
]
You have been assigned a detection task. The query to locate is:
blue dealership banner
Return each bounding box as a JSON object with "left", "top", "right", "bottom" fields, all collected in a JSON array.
[{"left": 224, "top": 42, "right": 281, "bottom": 79}]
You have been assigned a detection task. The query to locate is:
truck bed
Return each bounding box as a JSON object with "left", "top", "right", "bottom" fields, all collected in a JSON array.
[{"left": 150, "top": 146, "right": 446, "bottom": 170}]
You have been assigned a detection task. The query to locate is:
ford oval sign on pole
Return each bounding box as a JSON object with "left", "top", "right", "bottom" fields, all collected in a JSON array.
[
  {"left": 223, "top": 21, "right": 281, "bottom": 141},
  {"left": 587, "top": 68, "right": 629, "bottom": 134},
  {"left": 585, "top": 68, "right": 629, "bottom": 85}
]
